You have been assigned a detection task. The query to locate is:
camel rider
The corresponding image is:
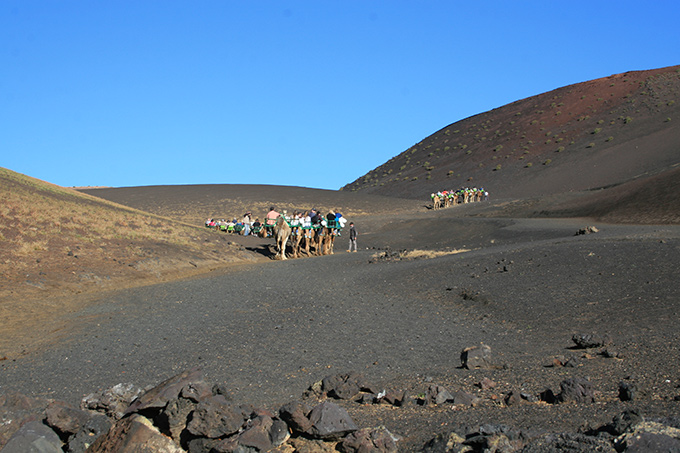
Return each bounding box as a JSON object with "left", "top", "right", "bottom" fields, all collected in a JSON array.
[{"left": 265, "top": 206, "right": 279, "bottom": 237}]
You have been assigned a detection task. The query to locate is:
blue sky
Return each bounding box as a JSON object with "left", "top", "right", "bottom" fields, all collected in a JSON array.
[{"left": 2, "top": 1, "right": 679, "bottom": 190}]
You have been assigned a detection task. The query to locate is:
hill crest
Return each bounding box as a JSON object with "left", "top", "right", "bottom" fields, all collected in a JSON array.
[{"left": 342, "top": 65, "right": 680, "bottom": 201}]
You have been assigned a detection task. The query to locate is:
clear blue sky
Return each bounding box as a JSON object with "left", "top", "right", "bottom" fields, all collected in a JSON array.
[{"left": 2, "top": 1, "right": 679, "bottom": 190}]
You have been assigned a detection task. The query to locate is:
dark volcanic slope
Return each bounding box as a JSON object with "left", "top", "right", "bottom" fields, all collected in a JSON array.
[
  {"left": 343, "top": 65, "right": 680, "bottom": 201},
  {"left": 80, "top": 184, "right": 423, "bottom": 226}
]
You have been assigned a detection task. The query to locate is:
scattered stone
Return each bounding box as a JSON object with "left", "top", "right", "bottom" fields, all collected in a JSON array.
[
  {"left": 602, "top": 348, "right": 621, "bottom": 359},
  {"left": 186, "top": 394, "right": 246, "bottom": 439},
  {"left": 125, "top": 366, "right": 204, "bottom": 415},
  {"left": 426, "top": 384, "right": 454, "bottom": 406},
  {"left": 1, "top": 420, "right": 63, "bottom": 453},
  {"left": 44, "top": 400, "right": 91, "bottom": 436},
  {"left": 380, "top": 389, "right": 409, "bottom": 407},
  {"left": 307, "top": 401, "right": 358, "bottom": 440},
  {"left": 320, "top": 372, "right": 373, "bottom": 400},
  {"left": 88, "top": 414, "right": 184, "bottom": 452},
  {"left": 505, "top": 389, "right": 523, "bottom": 406},
  {"left": 340, "top": 426, "right": 399, "bottom": 452},
  {"left": 450, "top": 390, "right": 479, "bottom": 407},
  {"left": 460, "top": 343, "right": 493, "bottom": 369},
  {"left": 522, "top": 432, "right": 615, "bottom": 452},
  {"left": 558, "top": 377, "right": 596, "bottom": 404},
  {"left": 279, "top": 400, "right": 313, "bottom": 434},
  {"left": 614, "top": 421, "right": 680, "bottom": 452},
  {"left": 572, "top": 333, "right": 612, "bottom": 349},
  {"left": 575, "top": 226, "right": 600, "bottom": 235},
  {"left": 81, "top": 382, "right": 144, "bottom": 420},
  {"left": 477, "top": 377, "right": 496, "bottom": 389},
  {"left": 66, "top": 413, "right": 113, "bottom": 453},
  {"left": 0, "top": 393, "right": 52, "bottom": 447},
  {"left": 608, "top": 409, "right": 644, "bottom": 436},
  {"left": 357, "top": 393, "right": 376, "bottom": 405},
  {"left": 157, "top": 395, "right": 197, "bottom": 442},
  {"left": 619, "top": 380, "right": 638, "bottom": 402}
]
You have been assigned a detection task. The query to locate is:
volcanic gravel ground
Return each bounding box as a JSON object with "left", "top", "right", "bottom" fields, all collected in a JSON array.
[{"left": 2, "top": 217, "right": 680, "bottom": 449}]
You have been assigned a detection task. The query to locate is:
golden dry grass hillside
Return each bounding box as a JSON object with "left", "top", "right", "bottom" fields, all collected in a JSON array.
[{"left": 0, "top": 167, "right": 256, "bottom": 304}]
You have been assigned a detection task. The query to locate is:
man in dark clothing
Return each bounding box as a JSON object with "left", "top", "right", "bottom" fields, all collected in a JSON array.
[{"left": 348, "top": 222, "right": 357, "bottom": 252}]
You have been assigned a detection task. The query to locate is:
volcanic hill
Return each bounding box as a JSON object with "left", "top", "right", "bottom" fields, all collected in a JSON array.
[{"left": 342, "top": 64, "right": 680, "bottom": 221}]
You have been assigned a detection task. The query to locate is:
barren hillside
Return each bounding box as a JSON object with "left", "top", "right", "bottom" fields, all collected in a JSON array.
[{"left": 343, "top": 65, "right": 680, "bottom": 205}]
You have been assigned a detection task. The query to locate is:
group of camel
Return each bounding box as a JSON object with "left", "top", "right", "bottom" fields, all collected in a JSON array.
[
  {"left": 431, "top": 188, "right": 488, "bottom": 210},
  {"left": 271, "top": 216, "right": 338, "bottom": 260}
]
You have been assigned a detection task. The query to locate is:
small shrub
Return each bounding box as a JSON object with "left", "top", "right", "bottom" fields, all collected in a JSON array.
[
  {"left": 411, "top": 176, "right": 418, "bottom": 181},
  {"left": 525, "top": 162, "right": 533, "bottom": 168},
  {"left": 557, "top": 146, "right": 565, "bottom": 152},
  {"left": 587, "top": 142, "right": 595, "bottom": 148},
  {"left": 606, "top": 136, "right": 614, "bottom": 142},
  {"left": 447, "top": 170, "right": 454, "bottom": 177},
  {"left": 544, "top": 159, "right": 552, "bottom": 165},
  {"left": 494, "top": 164, "right": 502, "bottom": 171},
  {"left": 593, "top": 128, "right": 602, "bottom": 134}
]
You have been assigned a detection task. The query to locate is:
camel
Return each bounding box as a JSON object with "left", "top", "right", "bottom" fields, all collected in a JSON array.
[
  {"left": 432, "top": 195, "right": 442, "bottom": 210},
  {"left": 322, "top": 224, "right": 337, "bottom": 255},
  {"left": 273, "top": 216, "right": 292, "bottom": 260},
  {"left": 289, "top": 224, "right": 304, "bottom": 258}
]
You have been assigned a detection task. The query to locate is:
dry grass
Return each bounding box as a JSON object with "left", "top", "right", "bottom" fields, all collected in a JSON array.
[
  {"left": 401, "top": 248, "right": 470, "bottom": 259},
  {"left": 370, "top": 248, "right": 470, "bottom": 262}
]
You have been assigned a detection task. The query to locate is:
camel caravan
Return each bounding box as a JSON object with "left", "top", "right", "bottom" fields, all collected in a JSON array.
[
  {"left": 206, "top": 207, "right": 347, "bottom": 260},
  {"left": 431, "top": 187, "right": 489, "bottom": 210}
]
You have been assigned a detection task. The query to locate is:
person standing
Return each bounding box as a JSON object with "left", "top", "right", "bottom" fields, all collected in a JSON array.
[{"left": 348, "top": 222, "right": 357, "bottom": 252}]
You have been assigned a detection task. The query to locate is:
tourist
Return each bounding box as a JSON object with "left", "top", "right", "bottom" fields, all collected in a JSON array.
[{"left": 348, "top": 222, "right": 357, "bottom": 252}]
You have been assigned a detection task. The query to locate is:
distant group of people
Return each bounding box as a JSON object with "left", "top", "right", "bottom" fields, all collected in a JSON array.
[
  {"left": 205, "top": 211, "right": 261, "bottom": 236},
  {"left": 431, "top": 187, "right": 489, "bottom": 209},
  {"left": 205, "top": 207, "right": 358, "bottom": 252}
]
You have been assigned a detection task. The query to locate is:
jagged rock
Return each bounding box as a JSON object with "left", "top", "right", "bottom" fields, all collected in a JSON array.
[
  {"left": 88, "top": 414, "right": 183, "bottom": 452},
  {"left": 66, "top": 413, "right": 113, "bottom": 453},
  {"left": 125, "top": 367, "right": 204, "bottom": 415},
  {"left": 460, "top": 343, "right": 493, "bottom": 369},
  {"left": 307, "top": 401, "right": 358, "bottom": 440},
  {"left": 464, "top": 432, "right": 514, "bottom": 452},
  {"left": 421, "top": 431, "right": 467, "bottom": 453},
  {"left": 380, "top": 390, "right": 408, "bottom": 407},
  {"left": 158, "top": 396, "right": 197, "bottom": 442},
  {"left": 44, "top": 400, "right": 91, "bottom": 436},
  {"left": 619, "top": 381, "right": 638, "bottom": 402},
  {"left": 279, "top": 401, "right": 313, "bottom": 434},
  {"left": 357, "top": 393, "right": 376, "bottom": 405},
  {"left": 318, "top": 372, "right": 376, "bottom": 400},
  {"left": 614, "top": 421, "right": 680, "bottom": 452},
  {"left": 451, "top": 390, "right": 479, "bottom": 407},
  {"left": 575, "top": 226, "right": 599, "bottom": 235},
  {"left": 572, "top": 333, "right": 612, "bottom": 349},
  {"left": 505, "top": 389, "right": 523, "bottom": 406},
  {"left": 236, "top": 415, "right": 276, "bottom": 451},
  {"left": 180, "top": 380, "right": 213, "bottom": 403},
  {"left": 81, "top": 382, "right": 143, "bottom": 419},
  {"left": 620, "top": 432, "right": 680, "bottom": 452},
  {"left": 539, "top": 388, "right": 558, "bottom": 404},
  {"left": 0, "top": 393, "right": 52, "bottom": 448},
  {"left": 186, "top": 437, "right": 220, "bottom": 453},
  {"left": 186, "top": 394, "right": 246, "bottom": 439},
  {"left": 477, "top": 377, "right": 496, "bottom": 389},
  {"left": 426, "top": 384, "right": 454, "bottom": 406},
  {"left": 558, "top": 377, "right": 596, "bottom": 404},
  {"left": 608, "top": 410, "right": 644, "bottom": 436},
  {"left": 340, "top": 426, "right": 399, "bottom": 452},
  {"left": 0, "top": 420, "right": 62, "bottom": 453},
  {"left": 522, "top": 432, "right": 615, "bottom": 452}
]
